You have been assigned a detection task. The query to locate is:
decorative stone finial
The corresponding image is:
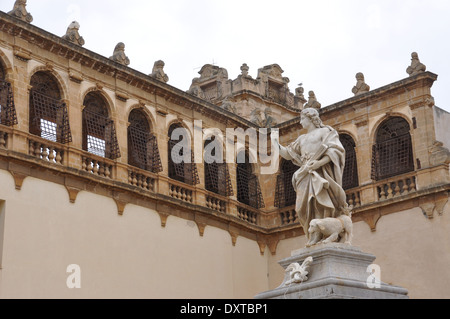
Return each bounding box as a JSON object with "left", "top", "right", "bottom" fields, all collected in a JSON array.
[
  {"left": 406, "top": 52, "right": 426, "bottom": 77},
  {"left": 8, "top": 0, "right": 33, "bottom": 23},
  {"left": 150, "top": 60, "right": 169, "bottom": 83},
  {"left": 62, "top": 21, "right": 85, "bottom": 46},
  {"left": 352, "top": 72, "right": 370, "bottom": 96},
  {"left": 240, "top": 63, "right": 249, "bottom": 77},
  {"left": 304, "top": 91, "right": 321, "bottom": 110},
  {"left": 294, "top": 84, "right": 307, "bottom": 109},
  {"left": 109, "top": 42, "right": 130, "bottom": 66}
]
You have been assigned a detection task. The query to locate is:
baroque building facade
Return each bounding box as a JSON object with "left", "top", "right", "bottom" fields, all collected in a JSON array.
[{"left": 0, "top": 7, "right": 449, "bottom": 298}]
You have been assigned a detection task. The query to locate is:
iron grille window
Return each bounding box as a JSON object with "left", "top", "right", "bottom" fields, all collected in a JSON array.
[
  {"left": 82, "top": 92, "right": 120, "bottom": 160},
  {"left": 29, "top": 90, "right": 71, "bottom": 143},
  {"left": 204, "top": 138, "right": 233, "bottom": 197},
  {"left": 340, "top": 134, "right": 359, "bottom": 190},
  {"left": 29, "top": 72, "right": 71, "bottom": 143},
  {"left": 0, "top": 80, "right": 17, "bottom": 127},
  {"left": 371, "top": 117, "right": 414, "bottom": 180},
  {"left": 128, "top": 110, "right": 162, "bottom": 173},
  {"left": 168, "top": 124, "right": 199, "bottom": 185},
  {"left": 274, "top": 160, "right": 298, "bottom": 208},
  {"left": 236, "top": 154, "right": 265, "bottom": 209}
]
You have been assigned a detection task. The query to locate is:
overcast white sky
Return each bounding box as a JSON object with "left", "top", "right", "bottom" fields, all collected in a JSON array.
[{"left": 3, "top": 0, "right": 450, "bottom": 113}]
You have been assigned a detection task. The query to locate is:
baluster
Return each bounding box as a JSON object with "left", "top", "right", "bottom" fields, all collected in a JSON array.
[
  {"left": 98, "top": 162, "right": 105, "bottom": 177},
  {"left": 385, "top": 183, "right": 393, "bottom": 199},
  {"left": 87, "top": 159, "right": 94, "bottom": 173},
  {"left": 105, "top": 165, "right": 111, "bottom": 178},
  {"left": 34, "top": 143, "right": 42, "bottom": 159},
  {"left": 0, "top": 132, "right": 6, "bottom": 148},
  {"left": 29, "top": 140, "right": 35, "bottom": 155},
  {"left": 379, "top": 186, "right": 386, "bottom": 200},
  {"left": 401, "top": 179, "right": 409, "bottom": 194},
  {"left": 143, "top": 177, "right": 148, "bottom": 190},
  {"left": 41, "top": 146, "right": 49, "bottom": 161},
  {"left": 409, "top": 178, "right": 416, "bottom": 192},
  {"left": 394, "top": 182, "right": 401, "bottom": 197},
  {"left": 48, "top": 147, "right": 55, "bottom": 162},
  {"left": 82, "top": 157, "right": 87, "bottom": 171},
  {"left": 355, "top": 194, "right": 361, "bottom": 207},
  {"left": 55, "top": 150, "right": 62, "bottom": 164}
]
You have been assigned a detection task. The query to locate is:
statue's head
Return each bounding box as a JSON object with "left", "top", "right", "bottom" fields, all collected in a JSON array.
[
  {"left": 114, "top": 42, "right": 125, "bottom": 52},
  {"left": 411, "top": 52, "right": 419, "bottom": 60},
  {"left": 68, "top": 21, "right": 80, "bottom": 31},
  {"left": 301, "top": 108, "right": 323, "bottom": 128},
  {"left": 356, "top": 72, "right": 365, "bottom": 81}
]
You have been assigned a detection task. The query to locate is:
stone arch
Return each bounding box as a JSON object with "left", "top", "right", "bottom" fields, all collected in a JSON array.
[
  {"left": 127, "top": 104, "right": 156, "bottom": 133},
  {"left": 81, "top": 87, "right": 114, "bottom": 117},
  {"left": 371, "top": 115, "right": 415, "bottom": 180},
  {"left": 369, "top": 112, "right": 413, "bottom": 145},
  {"left": 28, "top": 66, "right": 68, "bottom": 101},
  {"left": 0, "top": 49, "right": 14, "bottom": 82}
]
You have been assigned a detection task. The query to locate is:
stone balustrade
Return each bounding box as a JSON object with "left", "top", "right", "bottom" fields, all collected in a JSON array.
[
  {"left": 376, "top": 173, "right": 417, "bottom": 201},
  {"left": 81, "top": 154, "right": 113, "bottom": 179},
  {"left": 346, "top": 190, "right": 361, "bottom": 208},
  {"left": 0, "top": 130, "right": 7, "bottom": 149},
  {"left": 279, "top": 208, "right": 298, "bottom": 226},
  {"left": 128, "top": 169, "right": 156, "bottom": 192},
  {"left": 169, "top": 182, "right": 194, "bottom": 203},
  {"left": 28, "top": 138, "right": 64, "bottom": 165},
  {"left": 237, "top": 205, "right": 258, "bottom": 225},
  {"left": 205, "top": 194, "right": 227, "bottom": 213}
]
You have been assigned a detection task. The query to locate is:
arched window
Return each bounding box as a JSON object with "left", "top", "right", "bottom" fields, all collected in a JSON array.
[
  {"left": 29, "top": 71, "right": 71, "bottom": 143},
  {"left": 82, "top": 91, "right": 120, "bottom": 159},
  {"left": 340, "top": 134, "right": 359, "bottom": 190},
  {"left": 274, "top": 159, "right": 298, "bottom": 208},
  {"left": 0, "top": 63, "right": 4, "bottom": 81},
  {"left": 236, "top": 151, "right": 264, "bottom": 209},
  {"left": 371, "top": 117, "right": 414, "bottom": 180},
  {"left": 168, "top": 123, "right": 199, "bottom": 185},
  {"left": 128, "top": 109, "right": 162, "bottom": 173},
  {"left": 204, "top": 136, "right": 233, "bottom": 196},
  {"left": 0, "top": 62, "right": 17, "bottom": 127}
]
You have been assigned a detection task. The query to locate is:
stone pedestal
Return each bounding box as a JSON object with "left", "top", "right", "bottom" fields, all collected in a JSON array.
[{"left": 255, "top": 243, "right": 408, "bottom": 299}]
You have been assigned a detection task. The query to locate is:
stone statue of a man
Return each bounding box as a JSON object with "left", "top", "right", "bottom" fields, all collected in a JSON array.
[
  {"left": 8, "top": 0, "right": 33, "bottom": 23},
  {"left": 110, "top": 42, "right": 130, "bottom": 66},
  {"left": 406, "top": 52, "right": 426, "bottom": 76},
  {"left": 273, "top": 108, "right": 351, "bottom": 247}
]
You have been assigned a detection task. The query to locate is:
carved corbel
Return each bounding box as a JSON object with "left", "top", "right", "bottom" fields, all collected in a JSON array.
[
  {"left": 267, "top": 239, "right": 280, "bottom": 256},
  {"left": 114, "top": 198, "right": 127, "bottom": 216},
  {"left": 69, "top": 71, "right": 83, "bottom": 84},
  {"left": 196, "top": 222, "right": 207, "bottom": 237},
  {"left": 361, "top": 211, "right": 381, "bottom": 232},
  {"left": 257, "top": 241, "right": 266, "bottom": 256},
  {"left": 228, "top": 231, "right": 239, "bottom": 246},
  {"left": 10, "top": 171, "right": 27, "bottom": 190},
  {"left": 158, "top": 213, "right": 169, "bottom": 228},
  {"left": 13, "top": 47, "right": 31, "bottom": 62},
  {"left": 65, "top": 186, "right": 81, "bottom": 203},
  {"left": 116, "top": 92, "right": 129, "bottom": 102}
]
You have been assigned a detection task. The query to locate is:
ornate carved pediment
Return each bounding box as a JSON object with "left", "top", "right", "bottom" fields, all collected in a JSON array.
[
  {"left": 257, "top": 64, "right": 285, "bottom": 81},
  {"left": 198, "top": 64, "right": 228, "bottom": 81}
]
